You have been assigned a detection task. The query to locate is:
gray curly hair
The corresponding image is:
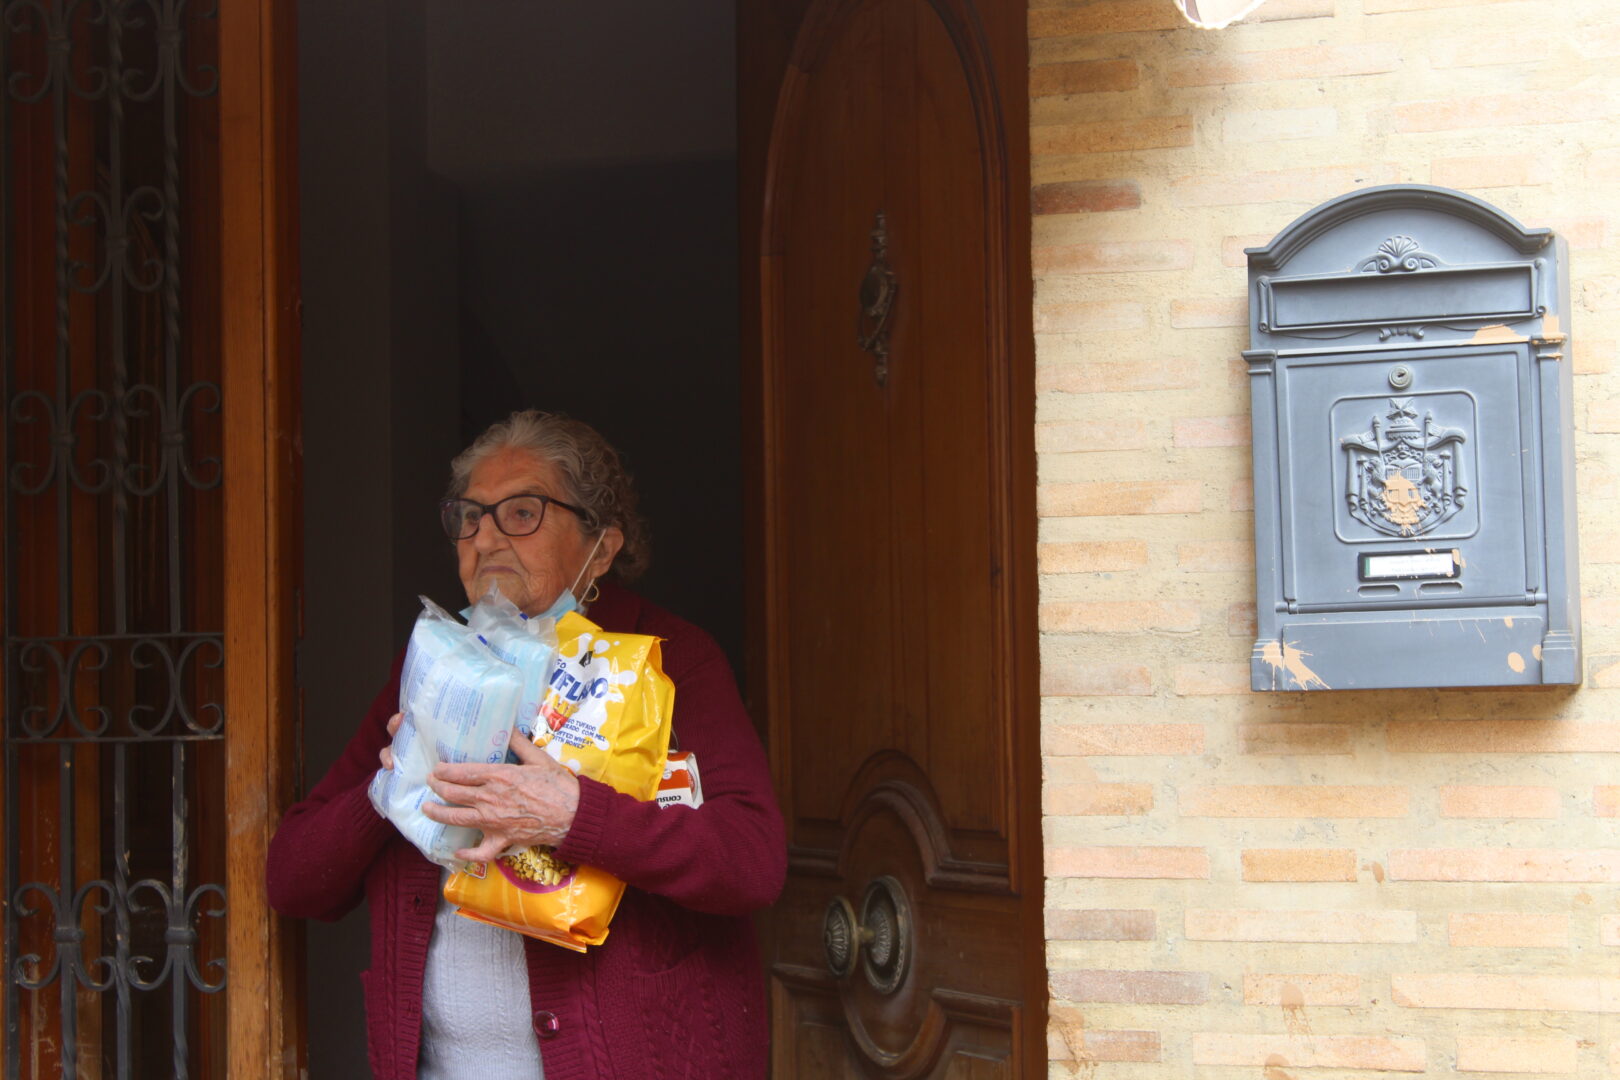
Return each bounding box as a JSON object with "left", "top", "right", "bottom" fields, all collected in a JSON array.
[{"left": 446, "top": 410, "right": 650, "bottom": 582}]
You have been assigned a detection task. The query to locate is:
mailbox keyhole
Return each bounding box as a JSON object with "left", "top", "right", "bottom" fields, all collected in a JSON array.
[{"left": 1388, "top": 364, "right": 1414, "bottom": 390}]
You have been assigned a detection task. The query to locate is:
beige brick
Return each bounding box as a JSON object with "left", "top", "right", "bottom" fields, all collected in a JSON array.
[
  {"left": 1230, "top": 478, "right": 1254, "bottom": 511},
  {"left": 1392, "top": 973, "right": 1620, "bottom": 1012},
  {"left": 1242, "top": 849, "right": 1358, "bottom": 882},
  {"left": 1031, "top": 115, "right": 1193, "bottom": 156},
  {"left": 1031, "top": 179, "right": 1141, "bottom": 216},
  {"left": 1241, "top": 0, "right": 1337, "bottom": 19},
  {"left": 1181, "top": 785, "right": 1409, "bottom": 818},
  {"left": 1388, "top": 721, "right": 1620, "bottom": 753},
  {"left": 1047, "top": 1018, "right": 1161, "bottom": 1063},
  {"left": 1594, "top": 656, "right": 1620, "bottom": 688},
  {"left": 1030, "top": 58, "right": 1140, "bottom": 97},
  {"left": 1172, "top": 164, "right": 1399, "bottom": 207},
  {"left": 1221, "top": 106, "right": 1338, "bottom": 144},
  {"left": 1588, "top": 397, "right": 1620, "bottom": 434},
  {"left": 1455, "top": 1036, "right": 1579, "bottom": 1074},
  {"left": 1587, "top": 533, "right": 1620, "bottom": 563},
  {"left": 1045, "top": 908, "right": 1155, "bottom": 941},
  {"left": 1448, "top": 912, "right": 1569, "bottom": 948},
  {"left": 1576, "top": 21, "right": 1620, "bottom": 59},
  {"left": 1178, "top": 539, "right": 1250, "bottom": 570},
  {"left": 1028, "top": 1, "right": 1185, "bottom": 37},
  {"left": 1046, "top": 723, "right": 1205, "bottom": 756},
  {"left": 1036, "top": 419, "right": 1156, "bottom": 453},
  {"left": 1430, "top": 154, "right": 1538, "bottom": 190},
  {"left": 1192, "top": 1033, "right": 1424, "bottom": 1072},
  {"left": 1173, "top": 415, "right": 1250, "bottom": 448},
  {"left": 1049, "top": 846, "right": 1210, "bottom": 879},
  {"left": 1439, "top": 785, "right": 1561, "bottom": 819},
  {"left": 1172, "top": 663, "right": 1250, "bottom": 695},
  {"left": 1034, "top": 240, "right": 1193, "bottom": 275},
  {"left": 1581, "top": 275, "right": 1620, "bottom": 315},
  {"left": 1590, "top": 148, "right": 1620, "bottom": 183},
  {"left": 1239, "top": 723, "right": 1353, "bottom": 755},
  {"left": 1186, "top": 908, "right": 1416, "bottom": 943},
  {"left": 1602, "top": 914, "right": 1620, "bottom": 946},
  {"left": 1052, "top": 969, "right": 1208, "bottom": 1005},
  {"left": 1243, "top": 973, "right": 1361, "bottom": 1006},
  {"left": 1035, "top": 298, "right": 1148, "bottom": 333},
  {"left": 1038, "top": 539, "right": 1149, "bottom": 574},
  {"left": 1169, "top": 298, "right": 1246, "bottom": 329},
  {"left": 1584, "top": 597, "right": 1620, "bottom": 627},
  {"left": 1039, "top": 480, "right": 1202, "bottom": 516},
  {"left": 1044, "top": 781, "right": 1155, "bottom": 815},
  {"left": 1562, "top": 219, "right": 1607, "bottom": 252},
  {"left": 1393, "top": 91, "right": 1612, "bottom": 133},
  {"left": 1042, "top": 600, "right": 1200, "bottom": 633},
  {"left": 1597, "top": 787, "right": 1620, "bottom": 817},
  {"left": 1388, "top": 849, "right": 1620, "bottom": 883},
  {"left": 1037, "top": 357, "right": 1200, "bottom": 393},
  {"left": 1041, "top": 661, "right": 1153, "bottom": 697},
  {"left": 1366, "top": 0, "right": 1540, "bottom": 11},
  {"left": 1170, "top": 43, "right": 1399, "bottom": 87},
  {"left": 1223, "top": 234, "right": 1274, "bottom": 266},
  {"left": 1428, "top": 32, "right": 1552, "bottom": 69},
  {"left": 1227, "top": 602, "right": 1257, "bottom": 638}
]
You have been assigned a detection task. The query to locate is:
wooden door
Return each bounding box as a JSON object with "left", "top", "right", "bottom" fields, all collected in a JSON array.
[
  {"left": 740, "top": 0, "right": 1041, "bottom": 1075},
  {"left": 0, "top": 2, "right": 301, "bottom": 1076}
]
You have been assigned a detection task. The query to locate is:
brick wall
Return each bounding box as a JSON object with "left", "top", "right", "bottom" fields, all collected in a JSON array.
[{"left": 1030, "top": 0, "right": 1620, "bottom": 1074}]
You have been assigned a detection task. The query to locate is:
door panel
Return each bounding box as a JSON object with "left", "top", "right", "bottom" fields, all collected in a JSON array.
[{"left": 741, "top": 0, "right": 1040, "bottom": 1074}]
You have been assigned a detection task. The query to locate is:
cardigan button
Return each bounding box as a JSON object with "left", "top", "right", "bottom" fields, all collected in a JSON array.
[{"left": 532, "top": 1010, "right": 560, "bottom": 1039}]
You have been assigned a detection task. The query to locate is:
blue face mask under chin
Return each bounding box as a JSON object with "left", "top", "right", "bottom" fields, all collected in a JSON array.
[{"left": 534, "top": 582, "right": 580, "bottom": 623}]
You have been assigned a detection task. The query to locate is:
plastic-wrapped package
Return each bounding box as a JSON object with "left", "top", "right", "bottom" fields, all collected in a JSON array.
[
  {"left": 443, "top": 610, "right": 674, "bottom": 950},
  {"left": 368, "top": 596, "right": 525, "bottom": 868},
  {"left": 464, "top": 589, "right": 560, "bottom": 748}
]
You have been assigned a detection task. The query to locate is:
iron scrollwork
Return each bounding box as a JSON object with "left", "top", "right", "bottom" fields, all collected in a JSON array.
[
  {"left": 856, "top": 210, "right": 898, "bottom": 387},
  {"left": 4, "top": 0, "right": 225, "bottom": 1075}
]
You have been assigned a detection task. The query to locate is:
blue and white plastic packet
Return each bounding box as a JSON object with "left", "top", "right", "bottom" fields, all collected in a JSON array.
[
  {"left": 368, "top": 595, "right": 526, "bottom": 868},
  {"left": 463, "top": 589, "right": 560, "bottom": 752}
]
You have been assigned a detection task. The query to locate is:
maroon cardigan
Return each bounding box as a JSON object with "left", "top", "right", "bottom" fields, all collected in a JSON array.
[{"left": 266, "top": 584, "right": 786, "bottom": 1079}]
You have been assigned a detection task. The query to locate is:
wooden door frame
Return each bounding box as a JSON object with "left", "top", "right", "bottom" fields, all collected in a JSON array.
[
  {"left": 220, "top": 1, "right": 304, "bottom": 1076},
  {"left": 738, "top": 0, "right": 1044, "bottom": 1071}
]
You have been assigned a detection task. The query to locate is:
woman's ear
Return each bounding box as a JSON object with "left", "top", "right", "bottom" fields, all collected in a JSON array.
[{"left": 590, "top": 526, "right": 625, "bottom": 581}]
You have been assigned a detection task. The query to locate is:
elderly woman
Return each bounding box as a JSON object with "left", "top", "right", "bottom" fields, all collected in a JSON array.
[{"left": 266, "top": 411, "right": 786, "bottom": 1080}]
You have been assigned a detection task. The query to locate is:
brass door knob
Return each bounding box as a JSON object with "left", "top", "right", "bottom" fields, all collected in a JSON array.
[{"left": 821, "top": 876, "right": 912, "bottom": 994}]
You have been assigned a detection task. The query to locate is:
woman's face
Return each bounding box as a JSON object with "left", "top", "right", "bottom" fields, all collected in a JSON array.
[{"left": 456, "top": 447, "right": 622, "bottom": 616}]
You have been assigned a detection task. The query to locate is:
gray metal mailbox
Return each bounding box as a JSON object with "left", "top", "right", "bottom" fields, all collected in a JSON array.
[{"left": 1246, "top": 185, "right": 1579, "bottom": 691}]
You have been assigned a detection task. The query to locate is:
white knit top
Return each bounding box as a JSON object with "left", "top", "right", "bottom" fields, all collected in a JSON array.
[{"left": 417, "top": 870, "right": 544, "bottom": 1080}]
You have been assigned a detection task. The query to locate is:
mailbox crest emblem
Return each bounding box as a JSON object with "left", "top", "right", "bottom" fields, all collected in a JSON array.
[{"left": 1340, "top": 397, "right": 1469, "bottom": 537}]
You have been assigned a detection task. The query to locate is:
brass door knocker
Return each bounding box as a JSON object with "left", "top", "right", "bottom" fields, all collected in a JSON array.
[{"left": 856, "top": 210, "right": 898, "bottom": 387}]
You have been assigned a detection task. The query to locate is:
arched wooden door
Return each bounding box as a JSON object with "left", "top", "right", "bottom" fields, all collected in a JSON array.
[{"left": 740, "top": 0, "right": 1041, "bottom": 1074}]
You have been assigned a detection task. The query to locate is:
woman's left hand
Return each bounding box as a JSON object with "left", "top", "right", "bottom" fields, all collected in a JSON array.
[{"left": 420, "top": 729, "right": 581, "bottom": 862}]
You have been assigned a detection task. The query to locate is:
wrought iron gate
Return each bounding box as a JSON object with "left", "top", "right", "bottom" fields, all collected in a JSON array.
[{"left": 2, "top": 1, "right": 227, "bottom": 1076}]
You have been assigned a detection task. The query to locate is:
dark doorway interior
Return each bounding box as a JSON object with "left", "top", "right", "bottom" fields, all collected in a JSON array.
[{"left": 296, "top": 1, "right": 740, "bottom": 1073}]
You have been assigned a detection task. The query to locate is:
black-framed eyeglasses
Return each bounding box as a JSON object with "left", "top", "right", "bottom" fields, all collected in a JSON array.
[{"left": 438, "top": 493, "right": 588, "bottom": 541}]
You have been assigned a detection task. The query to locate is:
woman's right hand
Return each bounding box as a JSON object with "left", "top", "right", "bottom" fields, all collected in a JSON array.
[{"left": 377, "top": 712, "right": 403, "bottom": 771}]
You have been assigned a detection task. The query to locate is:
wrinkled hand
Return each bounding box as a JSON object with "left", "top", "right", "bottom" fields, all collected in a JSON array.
[
  {"left": 421, "top": 730, "right": 581, "bottom": 862},
  {"left": 377, "top": 712, "right": 404, "bottom": 772}
]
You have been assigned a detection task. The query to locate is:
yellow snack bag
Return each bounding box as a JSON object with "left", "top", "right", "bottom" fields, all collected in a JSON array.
[{"left": 443, "top": 611, "right": 674, "bottom": 951}]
